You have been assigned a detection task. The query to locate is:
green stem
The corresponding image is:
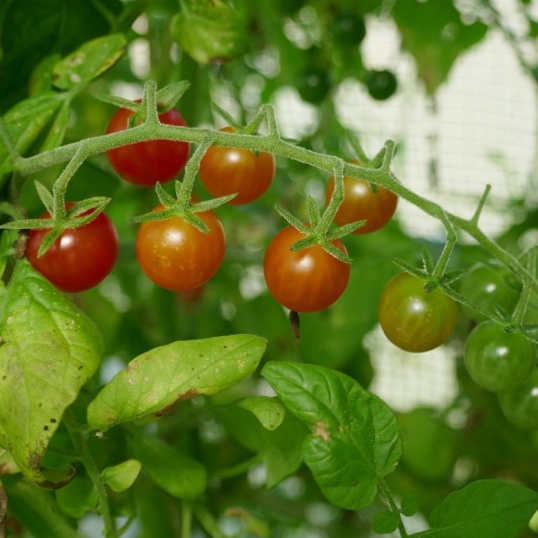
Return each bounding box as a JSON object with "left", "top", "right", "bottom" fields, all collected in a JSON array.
[
  {"left": 214, "top": 454, "right": 262, "bottom": 480},
  {"left": 512, "top": 249, "right": 537, "bottom": 325},
  {"left": 193, "top": 505, "right": 225, "bottom": 538},
  {"left": 379, "top": 479, "right": 408, "bottom": 538},
  {"left": 52, "top": 146, "right": 87, "bottom": 219},
  {"left": 10, "top": 110, "right": 537, "bottom": 290},
  {"left": 181, "top": 502, "right": 192, "bottom": 538},
  {"left": 65, "top": 417, "right": 117, "bottom": 538}
]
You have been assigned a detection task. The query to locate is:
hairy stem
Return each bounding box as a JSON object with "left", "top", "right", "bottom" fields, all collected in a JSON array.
[
  {"left": 379, "top": 479, "right": 408, "bottom": 538},
  {"left": 11, "top": 118, "right": 537, "bottom": 290},
  {"left": 181, "top": 502, "right": 192, "bottom": 538}
]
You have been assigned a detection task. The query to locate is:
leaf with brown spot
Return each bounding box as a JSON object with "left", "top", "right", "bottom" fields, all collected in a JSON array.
[
  {"left": 0, "top": 261, "right": 101, "bottom": 482},
  {"left": 87, "top": 335, "right": 266, "bottom": 431},
  {"left": 262, "top": 362, "right": 401, "bottom": 510}
]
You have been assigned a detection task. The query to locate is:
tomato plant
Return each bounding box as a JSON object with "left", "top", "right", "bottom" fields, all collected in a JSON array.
[
  {"left": 325, "top": 174, "right": 398, "bottom": 233},
  {"left": 366, "top": 69, "right": 398, "bottom": 100},
  {"left": 26, "top": 204, "right": 118, "bottom": 293},
  {"left": 464, "top": 321, "right": 535, "bottom": 392},
  {"left": 199, "top": 127, "right": 275, "bottom": 204},
  {"left": 106, "top": 106, "right": 190, "bottom": 186},
  {"left": 499, "top": 369, "right": 538, "bottom": 429},
  {"left": 136, "top": 207, "right": 225, "bottom": 291},
  {"left": 264, "top": 226, "right": 350, "bottom": 312},
  {"left": 378, "top": 272, "right": 459, "bottom": 352}
]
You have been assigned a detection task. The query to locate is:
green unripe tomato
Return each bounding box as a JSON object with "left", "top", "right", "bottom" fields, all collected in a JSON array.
[
  {"left": 464, "top": 322, "right": 535, "bottom": 392},
  {"left": 366, "top": 69, "right": 397, "bottom": 100},
  {"left": 378, "top": 272, "right": 459, "bottom": 352},
  {"left": 499, "top": 369, "right": 538, "bottom": 430},
  {"left": 459, "top": 263, "right": 520, "bottom": 322},
  {"left": 297, "top": 66, "right": 331, "bottom": 104},
  {"left": 332, "top": 11, "right": 366, "bottom": 46}
]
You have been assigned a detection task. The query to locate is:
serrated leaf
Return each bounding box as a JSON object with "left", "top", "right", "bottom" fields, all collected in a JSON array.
[
  {"left": 130, "top": 435, "right": 206, "bottom": 500},
  {"left": 0, "top": 261, "right": 102, "bottom": 482},
  {"left": 101, "top": 459, "right": 141, "bottom": 493},
  {"left": 55, "top": 474, "right": 97, "bottom": 519},
  {"left": 53, "top": 34, "right": 126, "bottom": 90},
  {"left": 239, "top": 397, "right": 285, "bottom": 431},
  {"left": 412, "top": 480, "right": 538, "bottom": 538},
  {"left": 87, "top": 335, "right": 266, "bottom": 431},
  {"left": 0, "top": 93, "right": 64, "bottom": 182},
  {"left": 372, "top": 510, "right": 400, "bottom": 534},
  {"left": 262, "top": 362, "right": 401, "bottom": 510}
]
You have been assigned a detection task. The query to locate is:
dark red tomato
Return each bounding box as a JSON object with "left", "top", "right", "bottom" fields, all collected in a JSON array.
[
  {"left": 26, "top": 204, "right": 118, "bottom": 293},
  {"left": 499, "top": 368, "right": 538, "bottom": 429},
  {"left": 136, "top": 206, "right": 225, "bottom": 291},
  {"left": 325, "top": 174, "right": 398, "bottom": 234},
  {"left": 264, "top": 226, "right": 350, "bottom": 313},
  {"left": 464, "top": 321, "right": 535, "bottom": 392},
  {"left": 106, "top": 106, "right": 189, "bottom": 186},
  {"left": 378, "top": 272, "right": 459, "bottom": 352},
  {"left": 199, "top": 127, "right": 275, "bottom": 205}
]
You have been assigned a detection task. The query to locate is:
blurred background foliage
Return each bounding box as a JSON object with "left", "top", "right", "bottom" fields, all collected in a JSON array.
[{"left": 1, "top": 0, "right": 537, "bottom": 536}]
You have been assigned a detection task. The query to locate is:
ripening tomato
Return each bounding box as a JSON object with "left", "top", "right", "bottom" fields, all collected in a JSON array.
[
  {"left": 325, "top": 174, "right": 398, "bottom": 234},
  {"left": 499, "top": 368, "right": 538, "bottom": 429},
  {"left": 459, "top": 263, "right": 520, "bottom": 322},
  {"left": 106, "top": 106, "right": 189, "bottom": 186},
  {"left": 378, "top": 272, "right": 459, "bottom": 352},
  {"left": 464, "top": 321, "right": 535, "bottom": 392},
  {"left": 26, "top": 204, "right": 118, "bottom": 293},
  {"left": 199, "top": 127, "right": 275, "bottom": 205},
  {"left": 136, "top": 206, "right": 225, "bottom": 291},
  {"left": 264, "top": 226, "right": 350, "bottom": 312}
]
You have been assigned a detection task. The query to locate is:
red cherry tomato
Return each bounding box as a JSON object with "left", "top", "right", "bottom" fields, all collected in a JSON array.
[
  {"left": 378, "top": 272, "right": 459, "bottom": 352},
  {"left": 106, "top": 106, "right": 189, "bottom": 186},
  {"left": 264, "top": 226, "right": 351, "bottom": 312},
  {"left": 199, "top": 127, "right": 275, "bottom": 205},
  {"left": 326, "top": 174, "right": 398, "bottom": 234},
  {"left": 136, "top": 206, "right": 225, "bottom": 291},
  {"left": 26, "top": 204, "right": 119, "bottom": 293}
]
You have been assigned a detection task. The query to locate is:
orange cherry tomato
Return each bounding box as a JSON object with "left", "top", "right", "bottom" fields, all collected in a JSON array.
[
  {"left": 199, "top": 127, "right": 275, "bottom": 205},
  {"left": 136, "top": 206, "right": 225, "bottom": 291},
  {"left": 264, "top": 226, "right": 351, "bottom": 312}
]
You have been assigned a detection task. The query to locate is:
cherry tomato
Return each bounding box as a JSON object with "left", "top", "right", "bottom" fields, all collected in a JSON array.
[
  {"left": 264, "top": 226, "right": 350, "bottom": 312},
  {"left": 325, "top": 174, "right": 398, "bottom": 234},
  {"left": 332, "top": 11, "right": 366, "bottom": 46},
  {"left": 464, "top": 321, "right": 535, "bottom": 392},
  {"left": 26, "top": 204, "right": 118, "bottom": 293},
  {"left": 499, "top": 368, "right": 538, "bottom": 430},
  {"left": 297, "top": 66, "right": 331, "bottom": 104},
  {"left": 136, "top": 206, "right": 225, "bottom": 291},
  {"left": 366, "top": 69, "right": 398, "bottom": 100},
  {"left": 199, "top": 127, "right": 275, "bottom": 205},
  {"left": 378, "top": 272, "right": 459, "bottom": 352},
  {"left": 459, "top": 263, "right": 520, "bottom": 322},
  {"left": 106, "top": 106, "right": 189, "bottom": 186}
]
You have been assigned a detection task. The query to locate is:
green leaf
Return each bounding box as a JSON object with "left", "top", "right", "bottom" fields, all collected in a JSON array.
[
  {"left": 170, "top": 0, "right": 247, "bottom": 64},
  {"left": 0, "top": 93, "right": 64, "bottom": 181},
  {"left": 40, "top": 99, "right": 71, "bottom": 151},
  {"left": 130, "top": 435, "right": 206, "bottom": 500},
  {"left": 216, "top": 406, "right": 307, "bottom": 488},
  {"left": 87, "top": 334, "right": 267, "bottom": 431},
  {"left": 0, "top": 260, "right": 102, "bottom": 482},
  {"left": 412, "top": 480, "right": 538, "bottom": 538},
  {"left": 28, "top": 54, "right": 61, "bottom": 96},
  {"left": 2, "top": 475, "right": 81, "bottom": 538},
  {"left": 393, "top": 0, "right": 488, "bottom": 94},
  {"left": 401, "top": 495, "right": 420, "bottom": 516},
  {"left": 239, "top": 397, "right": 286, "bottom": 431},
  {"left": 101, "top": 459, "right": 141, "bottom": 493},
  {"left": 52, "top": 34, "right": 126, "bottom": 90},
  {"left": 0, "top": 447, "right": 19, "bottom": 475},
  {"left": 55, "top": 473, "right": 97, "bottom": 519},
  {"left": 262, "top": 362, "right": 401, "bottom": 510},
  {"left": 372, "top": 510, "right": 400, "bottom": 534},
  {"left": 530, "top": 509, "right": 538, "bottom": 533}
]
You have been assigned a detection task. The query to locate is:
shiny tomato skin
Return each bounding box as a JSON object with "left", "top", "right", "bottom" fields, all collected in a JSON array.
[
  {"left": 378, "top": 272, "right": 459, "bottom": 352},
  {"left": 136, "top": 207, "right": 225, "bottom": 291},
  {"left": 263, "top": 226, "right": 351, "bottom": 313},
  {"left": 499, "top": 368, "right": 538, "bottom": 429},
  {"left": 26, "top": 204, "right": 118, "bottom": 293},
  {"left": 326, "top": 175, "right": 397, "bottom": 234},
  {"left": 106, "top": 107, "right": 189, "bottom": 186},
  {"left": 464, "top": 321, "right": 535, "bottom": 392},
  {"left": 199, "top": 127, "right": 275, "bottom": 205}
]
